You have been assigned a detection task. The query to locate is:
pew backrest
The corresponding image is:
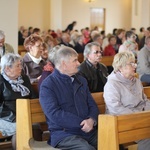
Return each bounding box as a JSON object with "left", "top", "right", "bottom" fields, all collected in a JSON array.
[
  {"left": 101, "top": 56, "right": 114, "bottom": 66},
  {"left": 16, "top": 99, "right": 46, "bottom": 150},
  {"left": 98, "top": 110, "right": 150, "bottom": 150},
  {"left": 18, "top": 46, "right": 27, "bottom": 57}
]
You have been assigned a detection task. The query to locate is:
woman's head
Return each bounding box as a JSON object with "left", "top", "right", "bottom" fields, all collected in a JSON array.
[
  {"left": 113, "top": 52, "right": 135, "bottom": 72},
  {"left": 1, "top": 53, "right": 22, "bottom": 79},
  {"left": 125, "top": 31, "right": 136, "bottom": 42},
  {"left": 113, "top": 52, "right": 136, "bottom": 79},
  {"left": 41, "top": 42, "right": 48, "bottom": 61},
  {"left": 24, "top": 34, "right": 43, "bottom": 58}
]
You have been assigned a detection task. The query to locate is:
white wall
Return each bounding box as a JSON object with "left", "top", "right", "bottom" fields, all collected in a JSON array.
[
  {"left": 0, "top": 0, "right": 18, "bottom": 53},
  {"left": 50, "top": 0, "right": 62, "bottom": 30},
  {"left": 132, "top": 0, "right": 150, "bottom": 34},
  {"left": 51, "top": 0, "right": 132, "bottom": 34},
  {"left": 19, "top": 0, "right": 50, "bottom": 31}
]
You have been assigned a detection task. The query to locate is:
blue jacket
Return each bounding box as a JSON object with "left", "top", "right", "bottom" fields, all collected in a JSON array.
[{"left": 40, "top": 69, "right": 99, "bottom": 147}]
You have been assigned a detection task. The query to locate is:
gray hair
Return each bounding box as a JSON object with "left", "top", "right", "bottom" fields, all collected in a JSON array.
[
  {"left": 48, "top": 45, "right": 61, "bottom": 64},
  {"left": 0, "top": 30, "right": 5, "bottom": 39},
  {"left": 112, "top": 52, "right": 135, "bottom": 72},
  {"left": 145, "top": 36, "right": 150, "bottom": 44},
  {"left": 83, "top": 42, "right": 100, "bottom": 59},
  {"left": 1, "top": 53, "right": 21, "bottom": 73},
  {"left": 54, "top": 46, "right": 78, "bottom": 68}
]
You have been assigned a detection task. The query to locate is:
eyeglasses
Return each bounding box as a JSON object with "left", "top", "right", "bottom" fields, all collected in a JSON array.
[
  {"left": 126, "top": 62, "right": 137, "bottom": 68},
  {"left": 92, "top": 50, "right": 102, "bottom": 54},
  {"left": 131, "top": 35, "right": 137, "bottom": 39}
]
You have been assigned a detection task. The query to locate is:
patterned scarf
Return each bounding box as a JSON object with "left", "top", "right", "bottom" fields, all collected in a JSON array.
[{"left": 2, "top": 72, "right": 30, "bottom": 96}]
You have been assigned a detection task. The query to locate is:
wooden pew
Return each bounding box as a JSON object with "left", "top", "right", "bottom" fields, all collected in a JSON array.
[
  {"left": 16, "top": 86, "right": 150, "bottom": 150},
  {"left": 0, "top": 133, "right": 12, "bottom": 149},
  {"left": 18, "top": 45, "right": 27, "bottom": 57},
  {"left": 100, "top": 56, "right": 114, "bottom": 67},
  {"left": 16, "top": 99, "right": 59, "bottom": 150},
  {"left": 78, "top": 53, "right": 84, "bottom": 63},
  {"left": 98, "top": 110, "right": 150, "bottom": 150},
  {"left": 92, "top": 86, "right": 150, "bottom": 150}
]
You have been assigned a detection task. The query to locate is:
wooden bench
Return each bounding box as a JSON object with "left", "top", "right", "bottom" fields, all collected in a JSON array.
[
  {"left": 92, "top": 86, "right": 150, "bottom": 150},
  {"left": 98, "top": 110, "right": 150, "bottom": 150},
  {"left": 0, "top": 133, "right": 12, "bottom": 149},
  {"left": 101, "top": 56, "right": 114, "bottom": 67},
  {"left": 16, "top": 86, "right": 150, "bottom": 150},
  {"left": 78, "top": 53, "right": 84, "bottom": 63},
  {"left": 18, "top": 45, "right": 27, "bottom": 57},
  {"left": 16, "top": 99, "right": 59, "bottom": 150}
]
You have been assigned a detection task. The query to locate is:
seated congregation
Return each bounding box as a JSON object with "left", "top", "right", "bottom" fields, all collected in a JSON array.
[{"left": 1, "top": 25, "right": 150, "bottom": 150}]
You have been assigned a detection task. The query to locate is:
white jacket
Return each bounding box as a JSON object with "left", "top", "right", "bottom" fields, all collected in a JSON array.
[{"left": 104, "top": 71, "right": 150, "bottom": 115}]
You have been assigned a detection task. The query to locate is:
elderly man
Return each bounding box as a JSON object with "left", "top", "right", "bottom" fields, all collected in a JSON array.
[
  {"left": 79, "top": 42, "right": 108, "bottom": 93},
  {"left": 40, "top": 46, "right": 99, "bottom": 150},
  {"left": 60, "top": 33, "right": 74, "bottom": 48},
  {"left": 0, "top": 30, "right": 14, "bottom": 58},
  {"left": 137, "top": 36, "right": 150, "bottom": 83}
]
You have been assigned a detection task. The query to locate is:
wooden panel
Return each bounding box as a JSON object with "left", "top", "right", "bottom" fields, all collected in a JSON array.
[
  {"left": 91, "top": 92, "right": 105, "bottom": 113},
  {"left": 18, "top": 45, "right": 26, "bottom": 57},
  {"left": 31, "top": 113, "right": 46, "bottom": 123},
  {"left": 98, "top": 115, "right": 119, "bottom": 150},
  {"left": 144, "top": 86, "right": 150, "bottom": 99},
  {"left": 78, "top": 53, "right": 84, "bottom": 63},
  {"left": 119, "top": 127, "right": 150, "bottom": 144},
  {"left": 16, "top": 99, "right": 32, "bottom": 150},
  {"left": 30, "top": 99, "right": 43, "bottom": 113},
  {"left": 117, "top": 111, "right": 150, "bottom": 131},
  {"left": 101, "top": 56, "right": 114, "bottom": 66}
]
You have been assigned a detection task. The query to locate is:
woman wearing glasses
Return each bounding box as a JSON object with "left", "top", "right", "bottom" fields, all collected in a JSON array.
[
  {"left": 104, "top": 52, "right": 150, "bottom": 150},
  {"left": 119, "top": 31, "right": 138, "bottom": 57}
]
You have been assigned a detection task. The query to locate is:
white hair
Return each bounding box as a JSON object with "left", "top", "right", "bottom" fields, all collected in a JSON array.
[{"left": 0, "top": 30, "right": 5, "bottom": 39}]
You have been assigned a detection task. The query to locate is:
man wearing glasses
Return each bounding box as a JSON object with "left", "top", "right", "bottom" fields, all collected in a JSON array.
[
  {"left": 137, "top": 36, "right": 150, "bottom": 84},
  {"left": 79, "top": 42, "right": 108, "bottom": 93}
]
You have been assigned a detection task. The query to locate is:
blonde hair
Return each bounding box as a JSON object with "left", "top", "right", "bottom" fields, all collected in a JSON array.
[{"left": 112, "top": 52, "right": 135, "bottom": 72}]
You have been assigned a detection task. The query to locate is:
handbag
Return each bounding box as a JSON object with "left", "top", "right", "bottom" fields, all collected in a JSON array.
[{"left": 0, "top": 102, "right": 16, "bottom": 122}]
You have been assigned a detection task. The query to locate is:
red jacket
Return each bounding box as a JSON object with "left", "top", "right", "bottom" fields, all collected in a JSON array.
[{"left": 103, "top": 44, "right": 116, "bottom": 56}]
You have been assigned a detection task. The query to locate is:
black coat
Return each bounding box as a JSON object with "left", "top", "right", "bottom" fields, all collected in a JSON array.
[
  {"left": 78, "top": 60, "right": 108, "bottom": 92},
  {"left": 0, "top": 74, "right": 35, "bottom": 114}
]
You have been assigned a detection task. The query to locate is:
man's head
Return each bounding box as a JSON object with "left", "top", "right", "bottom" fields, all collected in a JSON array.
[
  {"left": 0, "top": 30, "right": 5, "bottom": 47},
  {"left": 145, "top": 36, "right": 150, "bottom": 48},
  {"left": 83, "top": 42, "right": 102, "bottom": 66},
  {"left": 61, "top": 33, "right": 71, "bottom": 43},
  {"left": 54, "top": 46, "right": 80, "bottom": 76}
]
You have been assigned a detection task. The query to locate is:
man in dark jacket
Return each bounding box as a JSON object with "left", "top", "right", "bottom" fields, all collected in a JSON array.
[
  {"left": 79, "top": 42, "right": 108, "bottom": 93},
  {"left": 40, "top": 46, "right": 99, "bottom": 150}
]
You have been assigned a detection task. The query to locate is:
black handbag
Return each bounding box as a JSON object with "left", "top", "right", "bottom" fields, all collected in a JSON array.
[{"left": 0, "top": 102, "right": 16, "bottom": 122}]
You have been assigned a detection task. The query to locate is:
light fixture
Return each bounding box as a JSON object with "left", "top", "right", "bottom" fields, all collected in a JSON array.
[
  {"left": 87, "top": 0, "right": 95, "bottom": 2},
  {"left": 88, "top": 0, "right": 94, "bottom": 3}
]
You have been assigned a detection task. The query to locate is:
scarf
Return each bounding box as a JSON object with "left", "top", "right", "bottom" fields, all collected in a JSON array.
[
  {"left": 2, "top": 72, "right": 30, "bottom": 96},
  {"left": 28, "top": 52, "right": 42, "bottom": 64}
]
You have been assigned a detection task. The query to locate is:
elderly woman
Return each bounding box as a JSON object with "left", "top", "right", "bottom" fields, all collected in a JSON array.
[
  {"left": 119, "top": 31, "right": 138, "bottom": 57},
  {"left": 38, "top": 45, "right": 61, "bottom": 89},
  {"left": 0, "top": 53, "right": 35, "bottom": 149},
  {"left": 22, "top": 34, "right": 46, "bottom": 83},
  {"left": 104, "top": 52, "right": 150, "bottom": 150}
]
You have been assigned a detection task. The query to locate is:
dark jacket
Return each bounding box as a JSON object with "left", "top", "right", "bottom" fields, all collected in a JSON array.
[
  {"left": 74, "top": 43, "right": 85, "bottom": 53},
  {"left": 0, "top": 74, "right": 35, "bottom": 115},
  {"left": 22, "top": 53, "right": 46, "bottom": 83},
  {"left": 79, "top": 60, "right": 108, "bottom": 92},
  {"left": 40, "top": 69, "right": 99, "bottom": 147}
]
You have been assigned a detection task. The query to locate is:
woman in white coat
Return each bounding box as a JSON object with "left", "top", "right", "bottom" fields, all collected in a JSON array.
[{"left": 104, "top": 51, "right": 150, "bottom": 150}]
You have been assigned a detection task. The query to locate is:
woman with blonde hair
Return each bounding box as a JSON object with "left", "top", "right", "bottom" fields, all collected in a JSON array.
[{"left": 104, "top": 51, "right": 150, "bottom": 150}]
